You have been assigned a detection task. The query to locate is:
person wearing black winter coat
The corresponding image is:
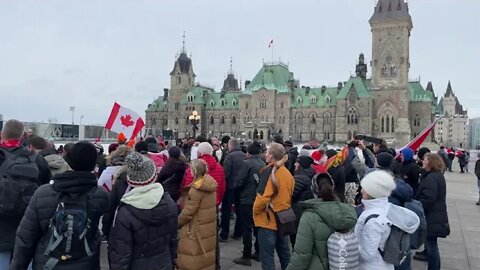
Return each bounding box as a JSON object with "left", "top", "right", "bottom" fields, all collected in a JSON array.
[
  {"left": 289, "top": 155, "right": 315, "bottom": 247},
  {"left": 400, "top": 148, "right": 421, "bottom": 194},
  {"left": 232, "top": 142, "right": 265, "bottom": 266},
  {"left": 415, "top": 153, "right": 449, "bottom": 270},
  {"left": 10, "top": 141, "right": 109, "bottom": 270},
  {"left": 157, "top": 146, "right": 187, "bottom": 203},
  {"left": 220, "top": 139, "right": 246, "bottom": 240},
  {"left": 108, "top": 152, "right": 178, "bottom": 270}
]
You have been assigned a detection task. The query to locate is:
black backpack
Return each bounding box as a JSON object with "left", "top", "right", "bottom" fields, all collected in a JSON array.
[
  {"left": 43, "top": 188, "right": 96, "bottom": 270},
  {"left": 0, "top": 148, "right": 39, "bottom": 217}
]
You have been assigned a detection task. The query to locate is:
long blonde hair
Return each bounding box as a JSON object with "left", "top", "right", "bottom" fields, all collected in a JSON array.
[{"left": 190, "top": 159, "right": 208, "bottom": 180}]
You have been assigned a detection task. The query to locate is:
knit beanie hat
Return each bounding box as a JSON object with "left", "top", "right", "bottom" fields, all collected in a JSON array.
[
  {"left": 376, "top": 152, "right": 393, "bottom": 169},
  {"left": 311, "top": 150, "right": 324, "bottom": 165},
  {"left": 360, "top": 170, "right": 396, "bottom": 199},
  {"left": 400, "top": 148, "right": 414, "bottom": 162},
  {"left": 125, "top": 152, "right": 157, "bottom": 187},
  {"left": 168, "top": 146, "right": 182, "bottom": 159},
  {"left": 117, "top": 133, "right": 127, "bottom": 144},
  {"left": 65, "top": 141, "right": 97, "bottom": 172},
  {"left": 284, "top": 140, "right": 293, "bottom": 147},
  {"left": 247, "top": 141, "right": 261, "bottom": 155},
  {"left": 297, "top": 155, "right": 314, "bottom": 169},
  {"left": 197, "top": 142, "right": 213, "bottom": 156}
]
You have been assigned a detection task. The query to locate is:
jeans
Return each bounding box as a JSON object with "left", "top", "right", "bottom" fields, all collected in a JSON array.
[
  {"left": 220, "top": 189, "right": 241, "bottom": 239},
  {"left": 257, "top": 228, "right": 291, "bottom": 270},
  {"left": 0, "top": 250, "right": 32, "bottom": 270},
  {"left": 238, "top": 204, "right": 258, "bottom": 256},
  {"left": 425, "top": 236, "right": 440, "bottom": 270},
  {"left": 447, "top": 159, "right": 453, "bottom": 171}
]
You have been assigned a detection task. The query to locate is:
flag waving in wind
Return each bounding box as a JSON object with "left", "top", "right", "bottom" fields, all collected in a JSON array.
[
  {"left": 268, "top": 39, "right": 273, "bottom": 48},
  {"left": 403, "top": 118, "right": 438, "bottom": 152},
  {"left": 105, "top": 102, "right": 145, "bottom": 140}
]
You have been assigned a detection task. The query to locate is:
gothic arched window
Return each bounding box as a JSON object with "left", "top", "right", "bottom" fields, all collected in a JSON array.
[
  {"left": 381, "top": 116, "right": 385, "bottom": 133},
  {"left": 174, "top": 117, "right": 178, "bottom": 125},
  {"left": 310, "top": 114, "right": 316, "bottom": 124},
  {"left": 220, "top": 115, "right": 225, "bottom": 124},
  {"left": 386, "top": 115, "right": 390, "bottom": 133},
  {"left": 231, "top": 115, "right": 237, "bottom": 124},
  {"left": 260, "top": 95, "right": 267, "bottom": 108},
  {"left": 209, "top": 115, "right": 214, "bottom": 125},
  {"left": 348, "top": 108, "right": 358, "bottom": 124},
  {"left": 221, "top": 99, "right": 225, "bottom": 107}
]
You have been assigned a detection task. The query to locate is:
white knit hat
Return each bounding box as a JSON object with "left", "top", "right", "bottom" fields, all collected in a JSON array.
[
  {"left": 360, "top": 170, "right": 396, "bottom": 199},
  {"left": 197, "top": 142, "right": 213, "bottom": 156}
]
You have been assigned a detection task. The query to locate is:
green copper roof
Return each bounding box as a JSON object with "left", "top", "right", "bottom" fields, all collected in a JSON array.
[
  {"left": 180, "top": 86, "right": 213, "bottom": 105},
  {"left": 336, "top": 76, "right": 372, "bottom": 99},
  {"left": 245, "top": 63, "right": 294, "bottom": 93},
  {"left": 146, "top": 96, "right": 167, "bottom": 112},
  {"left": 291, "top": 87, "right": 338, "bottom": 108},
  {"left": 206, "top": 92, "right": 240, "bottom": 110},
  {"left": 408, "top": 82, "right": 433, "bottom": 102}
]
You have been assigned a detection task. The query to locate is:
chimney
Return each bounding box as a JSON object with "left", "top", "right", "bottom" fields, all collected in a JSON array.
[
  {"left": 337, "top": 82, "right": 343, "bottom": 90},
  {"left": 245, "top": 80, "right": 251, "bottom": 89},
  {"left": 306, "top": 86, "right": 311, "bottom": 95},
  {"left": 163, "top": 88, "right": 169, "bottom": 101}
]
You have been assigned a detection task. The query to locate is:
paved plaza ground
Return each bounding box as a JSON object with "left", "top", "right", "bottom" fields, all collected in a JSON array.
[{"left": 100, "top": 162, "right": 480, "bottom": 270}]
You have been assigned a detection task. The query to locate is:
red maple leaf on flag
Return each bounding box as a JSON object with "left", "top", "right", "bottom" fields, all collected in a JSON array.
[{"left": 120, "top": 114, "right": 135, "bottom": 128}]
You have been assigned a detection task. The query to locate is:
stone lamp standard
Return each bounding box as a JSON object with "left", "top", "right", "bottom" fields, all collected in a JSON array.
[{"left": 189, "top": 110, "right": 201, "bottom": 138}]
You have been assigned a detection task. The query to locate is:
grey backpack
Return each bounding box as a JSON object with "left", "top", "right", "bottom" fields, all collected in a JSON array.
[
  {"left": 327, "top": 231, "right": 359, "bottom": 270},
  {"left": 365, "top": 214, "right": 410, "bottom": 266}
]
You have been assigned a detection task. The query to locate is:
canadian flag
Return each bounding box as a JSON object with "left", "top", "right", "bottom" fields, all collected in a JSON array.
[
  {"left": 403, "top": 118, "right": 438, "bottom": 152},
  {"left": 105, "top": 102, "right": 145, "bottom": 140},
  {"left": 268, "top": 39, "right": 273, "bottom": 48}
]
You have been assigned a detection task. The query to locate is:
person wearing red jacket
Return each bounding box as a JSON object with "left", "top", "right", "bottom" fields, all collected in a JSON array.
[{"left": 182, "top": 142, "right": 226, "bottom": 206}]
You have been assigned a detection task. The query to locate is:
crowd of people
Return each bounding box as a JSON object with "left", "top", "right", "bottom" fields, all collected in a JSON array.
[{"left": 0, "top": 118, "right": 465, "bottom": 270}]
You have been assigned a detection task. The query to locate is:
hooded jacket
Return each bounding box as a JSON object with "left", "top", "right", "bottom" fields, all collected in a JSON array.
[
  {"left": 108, "top": 183, "right": 178, "bottom": 270},
  {"left": 157, "top": 157, "right": 187, "bottom": 202},
  {"left": 287, "top": 199, "right": 357, "bottom": 270},
  {"left": 355, "top": 197, "right": 420, "bottom": 270},
  {"left": 43, "top": 154, "right": 70, "bottom": 176},
  {"left": 183, "top": 154, "right": 226, "bottom": 206},
  {"left": 177, "top": 175, "right": 218, "bottom": 270},
  {"left": 9, "top": 171, "right": 108, "bottom": 270},
  {"left": 400, "top": 148, "right": 420, "bottom": 194}
]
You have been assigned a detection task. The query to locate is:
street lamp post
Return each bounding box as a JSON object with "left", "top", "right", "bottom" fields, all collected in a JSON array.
[
  {"left": 69, "top": 106, "right": 75, "bottom": 125},
  {"left": 189, "top": 110, "right": 201, "bottom": 138}
]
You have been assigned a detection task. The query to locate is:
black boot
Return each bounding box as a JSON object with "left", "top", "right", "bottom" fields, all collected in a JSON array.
[
  {"left": 251, "top": 252, "right": 260, "bottom": 262},
  {"left": 233, "top": 256, "right": 252, "bottom": 266}
]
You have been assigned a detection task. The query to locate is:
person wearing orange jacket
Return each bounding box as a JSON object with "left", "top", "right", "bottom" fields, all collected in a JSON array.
[{"left": 253, "top": 143, "right": 295, "bottom": 270}]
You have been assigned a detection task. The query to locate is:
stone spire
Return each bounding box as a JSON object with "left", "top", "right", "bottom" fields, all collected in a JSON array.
[
  {"left": 445, "top": 81, "right": 453, "bottom": 97},
  {"left": 222, "top": 57, "right": 239, "bottom": 92},
  {"left": 370, "top": 0, "right": 411, "bottom": 25},
  {"left": 426, "top": 81, "right": 434, "bottom": 92}
]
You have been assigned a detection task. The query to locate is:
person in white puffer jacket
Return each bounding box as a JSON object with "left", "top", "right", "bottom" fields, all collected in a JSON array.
[{"left": 355, "top": 170, "right": 420, "bottom": 270}]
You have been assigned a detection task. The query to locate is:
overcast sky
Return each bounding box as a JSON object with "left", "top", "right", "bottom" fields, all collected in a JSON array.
[{"left": 0, "top": 0, "right": 479, "bottom": 125}]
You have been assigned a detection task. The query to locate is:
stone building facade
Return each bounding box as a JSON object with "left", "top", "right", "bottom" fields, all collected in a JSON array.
[
  {"left": 434, "top": 81, "right": 469, "bottom": 148},
  {"left": 146, "top": 0, "right": 437, "bottom": 146}
]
